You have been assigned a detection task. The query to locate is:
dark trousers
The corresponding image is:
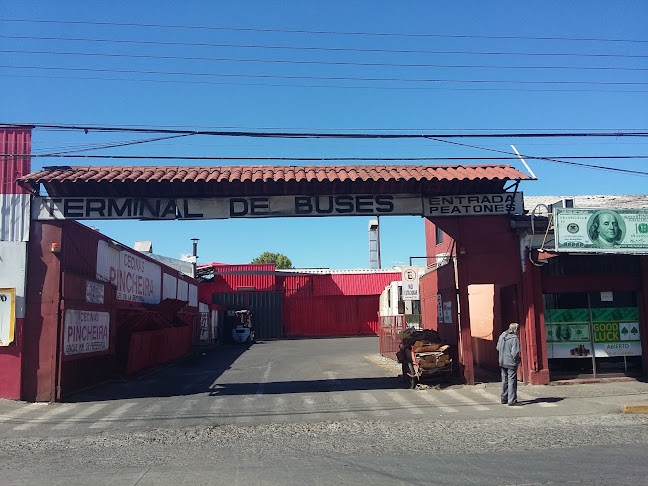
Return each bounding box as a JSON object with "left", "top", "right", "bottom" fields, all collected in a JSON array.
[{"left": 500, "top": 366, "right": 518, "bottom": 404}]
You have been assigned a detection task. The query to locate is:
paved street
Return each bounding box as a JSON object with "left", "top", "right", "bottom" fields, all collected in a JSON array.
[
  {"left": 1, "top": 337, "right": 648, "bottom": 438},
  {"left": 1, "top": 337, "right": 648, "bottom": 484}
]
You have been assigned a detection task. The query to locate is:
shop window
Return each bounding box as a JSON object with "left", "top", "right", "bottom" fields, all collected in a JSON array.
[
  {"left": 544, "top": 291, "right": 643, "bottom": 378},
  {"left": 435, "top": 226, "right": 443, "bottom": 245}
]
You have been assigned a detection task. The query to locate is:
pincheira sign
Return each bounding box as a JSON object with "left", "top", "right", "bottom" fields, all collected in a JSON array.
[
  {"left": 96, "top": 240, "right": 161, "bottom": 304},
  {"left": 63, "top": 309, "right": 110, "bottom": 356}
]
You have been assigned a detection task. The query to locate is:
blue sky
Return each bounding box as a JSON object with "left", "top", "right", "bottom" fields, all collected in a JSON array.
[{"left": 1, "top": 1, "right": 647, "bottom": 269}]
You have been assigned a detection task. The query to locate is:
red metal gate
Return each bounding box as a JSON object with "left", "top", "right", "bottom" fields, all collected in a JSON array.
[{"left": 378, "top": 315, "right": 422, "bottom": 360}]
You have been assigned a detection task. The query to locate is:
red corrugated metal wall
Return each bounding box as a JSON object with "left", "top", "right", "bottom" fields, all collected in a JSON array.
[
  {"left": 0, "top": 126, "right": 31, "bottom": 195},
  {"left": 0, "top": 126, "right": 31, "bottom": 399},
  {"left": 22, "top": 220, "right": 200, "bottom": 401},
  {"left": 282, "top": 294, "right": 381, "bottom": 336},
  {"left": 313, "top": 272, "right": 401, "bottom": 296},
  {"left": 200, "top": 264, "right": 276, "bottom": 294},
  {"left": 199, "top": 265, "right": 400, "bottom": 338}
]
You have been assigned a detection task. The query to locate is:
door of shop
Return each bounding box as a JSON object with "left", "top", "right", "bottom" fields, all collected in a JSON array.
[{"left": 543, "top": 291, "right": 644, "bottom": 378}]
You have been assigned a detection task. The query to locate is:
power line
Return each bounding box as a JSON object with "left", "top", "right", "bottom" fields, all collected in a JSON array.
[
  {"left": 4, "top": 65, "right": 647, "bottom": 86},
  {"left": 5, "top": 73, "right": 647, "bottom": 93},
  {"left": 4, "top": 123, "right": 648, "bottom": 139},
  {"left": 2, "top": 35, "right": 646, "bottom": 59},
  {"left": 4, "top": 49, "right": 646, "bottom": 72},
  {"left": 17, "top": 123, "right": 648, "bottom": 139},
  {"left": 424, "top": 137, "right": 648, "bottom": 177},
  {"left": 39, "top": 133, "right": 195, "bottom": 156},
  {"left": 9, "top": 154, "right": 648, "bottom": 161},
  {"left": 2, "top": 18, "right": 646, "bottom": 44}
]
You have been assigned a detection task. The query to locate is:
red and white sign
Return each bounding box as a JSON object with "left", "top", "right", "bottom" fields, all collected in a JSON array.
[
  {"left": 63, "top": 309, "right": 110, "bottom": 356},
  {"left": 97, "top": 240, "right": 161, "bottom": 304},
  {"left": 401, "top": 266, "right": 420, "bottom": 301}
]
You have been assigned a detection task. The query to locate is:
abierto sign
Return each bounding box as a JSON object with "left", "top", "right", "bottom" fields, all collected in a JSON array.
[
  {"left": 33, "top": 192, "right": 524, "bottom": 220},
  {"left": 555, "top": 208, "right": 648, "bottom": 253}
]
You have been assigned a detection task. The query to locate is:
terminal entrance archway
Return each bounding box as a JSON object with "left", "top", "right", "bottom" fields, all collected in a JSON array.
[{"left": 18, "top": 163, "right": 529, "bottom": 389}]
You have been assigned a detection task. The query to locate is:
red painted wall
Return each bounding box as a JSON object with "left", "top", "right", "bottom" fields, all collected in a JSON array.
[
  {"left": 283, "top": 294, "right": 380, "bottom": 336},
  {"left": 200, "top": 267, "right": 401, "bottom": 337},
  {"left": 0, "top": 318, "right": 23, "bottom": 399},
  {"left": 422, "top": 216, "right": 522, "bottom": 383},
  {"left": 0, "top": 126, "right": 32, "bottom": 399},
  {"left": 22, "top": 220, "right": 200, "bottom": 401}
]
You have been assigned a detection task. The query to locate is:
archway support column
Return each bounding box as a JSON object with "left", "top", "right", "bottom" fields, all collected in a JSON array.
[{"left": 456, "top": 253, "right": 475, "bottom": 385}]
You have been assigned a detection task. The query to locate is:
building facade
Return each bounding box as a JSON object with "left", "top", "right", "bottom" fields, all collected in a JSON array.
[{"left": 421, "top": 198, "right": 648, "bottom": 385}]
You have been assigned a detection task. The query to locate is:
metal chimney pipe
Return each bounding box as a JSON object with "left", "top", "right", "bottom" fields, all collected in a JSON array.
[{"left": 191, "top": 238, "right": 199, "bottom": 278}]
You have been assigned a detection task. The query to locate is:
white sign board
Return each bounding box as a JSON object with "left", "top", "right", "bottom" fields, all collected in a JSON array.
[
  {"left": 97, "top": 241, "right": 161, "bottom": 304},
  {"left": 443, "top": 301, "right": 453, "bottom": 324},
  {"left": 63, "top": 309, "right": 110, "bottom": 356},
  {"left": 0, "top": 289, "right": 16, "bottom": 346},
  {"left": 437, "top": 293, "right": 444, "bottom": 323},
  {"left": 85, "top": 280, "right": 105, "bottom": 304},
  {"left": 401, "top": 267, "right": 420, "bottom": 301},
  {"left": 33, "top": 192, "right": 524, "bottom": 220},
  {"left": 555, "top": 208, "right": 648, "bottom": 253}
]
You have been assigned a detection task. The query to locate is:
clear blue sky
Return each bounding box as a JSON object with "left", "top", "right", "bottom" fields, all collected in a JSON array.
[{"left": 1, "top": 1, "right": 647, "bottom": 269}]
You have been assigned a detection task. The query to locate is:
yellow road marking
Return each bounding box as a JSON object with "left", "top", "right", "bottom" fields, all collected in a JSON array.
[{"left": 622, "top": 404, "right": 648, "bottom": 414}]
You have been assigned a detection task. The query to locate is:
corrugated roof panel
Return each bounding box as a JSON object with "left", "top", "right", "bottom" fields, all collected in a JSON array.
[{"left": 1, "top": 126, "right": 31, "bottom": 195}]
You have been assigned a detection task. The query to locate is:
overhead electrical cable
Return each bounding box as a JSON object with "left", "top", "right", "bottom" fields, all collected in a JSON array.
[
  {"left": 8, "top": 124, "right": 646, "bottom": 139},
  {"left": 4, "top": 73, "right": 646, "bottom": 92},
  {"left": 1, "top": 18, "right": 646, "bottom": 44},
  {"left": 35, "top": 133, "right": 195, "bottom": 156},
  {"left": 423, "top": 137, "right": 648, "bottom": 176},
  {"left": 2, "top": 35, "right": 646, "bottom": 59},
  {"left": 9, "top": 154, "right": 648, "bottom": 161},
  {"left": 3, "top": 49, "right": 647, "bottom": 72},
  {"left": 4, "top": 65, "right": 647, "bottom": 86}
]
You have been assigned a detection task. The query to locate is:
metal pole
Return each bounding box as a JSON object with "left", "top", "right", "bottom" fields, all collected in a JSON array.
[
  {"left": 191, "top": 238, "right": 199, "bottom": 278},
  {"left": 587, "top": 293, "right": 597, "bottom": 378},
  {"left": 376, "top": 216, "right": 381, "bottom": 269}
]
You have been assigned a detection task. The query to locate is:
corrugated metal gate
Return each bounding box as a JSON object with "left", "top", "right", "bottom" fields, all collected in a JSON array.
[{"left": 211, "top": 291, "right": 282, "bottom": 339}]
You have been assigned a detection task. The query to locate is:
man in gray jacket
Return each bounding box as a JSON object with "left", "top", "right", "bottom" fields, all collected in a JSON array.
[{"left": 496, "top": 323, "right": 521, "bottom": 406}]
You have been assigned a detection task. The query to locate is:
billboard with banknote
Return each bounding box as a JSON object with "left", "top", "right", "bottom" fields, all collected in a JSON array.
[{"left": 554, "top": 208, "right": 648, "bottom": 253}]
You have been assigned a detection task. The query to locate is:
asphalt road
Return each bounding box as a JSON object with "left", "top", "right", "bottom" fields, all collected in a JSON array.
[{"left": 1, "top": 337, "right": 648, "bottom": 484}]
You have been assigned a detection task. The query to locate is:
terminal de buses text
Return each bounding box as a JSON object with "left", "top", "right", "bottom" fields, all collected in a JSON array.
[{"left": 35, "top": 193, "right": 523, "bottom": 220}]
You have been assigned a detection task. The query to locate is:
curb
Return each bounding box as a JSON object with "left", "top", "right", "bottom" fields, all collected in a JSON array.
[
  {"left": 621, "top": 405, "right": 648, "bottom": 414},
  {"left": 364, "top": 355, "right": 401, "bottom": 375},
  {"left": 552, "top": 376, "right": 638, "bottom": 385}
]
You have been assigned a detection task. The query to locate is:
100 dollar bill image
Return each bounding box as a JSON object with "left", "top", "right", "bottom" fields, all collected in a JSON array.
[{"left": 555, "top": 208, "right": 648, "bottom": 252}]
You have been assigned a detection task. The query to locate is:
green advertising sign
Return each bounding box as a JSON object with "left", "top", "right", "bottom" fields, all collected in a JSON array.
[
  {"left": 555, "top": 208, "right": 648, "bottom": 253},
  {"left": 545, "top": 306, "right": 642, "bottom": 358}
]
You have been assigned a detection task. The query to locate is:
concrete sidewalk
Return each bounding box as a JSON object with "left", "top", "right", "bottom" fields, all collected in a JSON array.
[{"left": 367, "top": 353, "right": 648, "bottom": 413}]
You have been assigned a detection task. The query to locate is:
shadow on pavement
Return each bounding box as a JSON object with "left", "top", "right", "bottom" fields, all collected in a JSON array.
[
  {"left": 208, "top": 376, "right": 401, "bottom": 397},
  {"left": 64, "top": 343, "right": 253, "bottom": 402}
]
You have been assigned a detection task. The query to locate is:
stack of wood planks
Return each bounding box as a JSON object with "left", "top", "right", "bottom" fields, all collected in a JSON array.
[
  {"left": 412, "top": 341, "right": 451, "bottom": 369},
  {"left": 398, "top": 329, "right": 452, "bottom": 369}
]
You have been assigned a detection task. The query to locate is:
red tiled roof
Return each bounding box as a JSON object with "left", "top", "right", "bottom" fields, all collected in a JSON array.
[{"left": 18, "top": 164, "right": 528, "bottom": 197}]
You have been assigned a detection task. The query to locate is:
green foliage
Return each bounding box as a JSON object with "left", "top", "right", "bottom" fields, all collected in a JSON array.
[{"left": 251, "top": 251, "right": 293, "bottom": 269}]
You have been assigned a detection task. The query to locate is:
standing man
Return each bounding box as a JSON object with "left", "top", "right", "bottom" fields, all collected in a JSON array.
[{"left": 496, "top": 323, "right": 521, "bottom": 406}]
